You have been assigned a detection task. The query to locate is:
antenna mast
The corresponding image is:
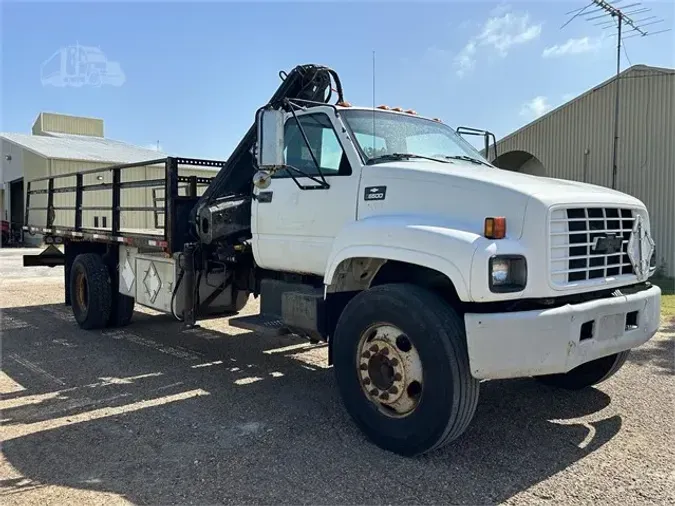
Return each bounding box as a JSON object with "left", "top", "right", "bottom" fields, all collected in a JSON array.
[{"left": 563, "top": 0, "right": 670, "bottom": 189}]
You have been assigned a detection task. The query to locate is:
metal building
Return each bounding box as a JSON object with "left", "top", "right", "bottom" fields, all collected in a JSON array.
[
  {"left": 1, "top": 113, "right": 218, "bottom": 245},
  {"left": 492, "top": 64, "right": 674, "bottom": 276}
]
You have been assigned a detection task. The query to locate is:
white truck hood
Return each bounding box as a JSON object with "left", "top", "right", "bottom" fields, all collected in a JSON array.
[
  {"left": 372, "top": 161, "right": 642, "bottom": 205},
  {"left": 358, "top": 161, "right": 646, "bottom": 238}
]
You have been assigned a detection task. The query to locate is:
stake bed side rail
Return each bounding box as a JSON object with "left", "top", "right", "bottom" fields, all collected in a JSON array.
[{"left": 23, "top": 157, "right": 224, "bottom": 252}]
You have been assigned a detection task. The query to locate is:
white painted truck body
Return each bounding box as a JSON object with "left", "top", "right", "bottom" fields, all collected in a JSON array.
[
  {"left": 252, "top": 105, "right": 661, "bottom": 380},
  {"left": 31, "top": 65, "right": 662, "bottom": 457}
]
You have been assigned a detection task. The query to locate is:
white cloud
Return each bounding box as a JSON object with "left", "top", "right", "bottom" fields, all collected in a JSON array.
[
  {"left": 542, "top": 36, "right": 602, "bottom": 58},
  {"left": 455, "top": 41, "right": 477, "bottom": 78},
  {"left": 454, "top": 8, "right": 542, "bottom": 77},
  {"left": 479, "top": 12, "right": 542, "bottom": 55},
  {"left": 520, "top": 96, "right": 552, "bottom": 119},
  {"left": 490, "top": 2, "right": 512, "bottom": 17}
]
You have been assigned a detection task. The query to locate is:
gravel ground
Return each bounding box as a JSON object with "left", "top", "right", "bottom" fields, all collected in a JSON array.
[{"left": 1, "top": 248, "right": 673, "bottom": 505}]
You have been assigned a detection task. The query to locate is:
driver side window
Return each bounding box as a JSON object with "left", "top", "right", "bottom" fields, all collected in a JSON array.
[{"left": 278, "top": 113, "right": 351, "bottom": 178}]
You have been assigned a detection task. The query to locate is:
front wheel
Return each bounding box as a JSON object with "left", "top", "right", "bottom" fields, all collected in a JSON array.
[
  {"left": 332, "top": 283, "right": 480, "bottom": 456},
  {"left": 536, "top": 351, "right": 630, "bottom": 390}
]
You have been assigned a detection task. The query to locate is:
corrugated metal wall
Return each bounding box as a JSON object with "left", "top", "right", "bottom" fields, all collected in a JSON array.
[
  {"left": 32, "top": 113, "right": 104, "bottom": 137},
  {"left": 22, "top": 150, "right": 49, "bottom": 236},
  {"left": 495, "top": 66, "right": 674, "bottom": 276}
]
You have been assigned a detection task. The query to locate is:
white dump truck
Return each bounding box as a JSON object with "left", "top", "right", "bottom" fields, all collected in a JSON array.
[{"left": 24, "top": 64, "right": 661, "bottom": 456}]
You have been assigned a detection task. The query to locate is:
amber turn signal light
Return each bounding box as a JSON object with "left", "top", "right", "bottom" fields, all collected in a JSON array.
[{"left": 484, "top": 217, "right": 506, "bottom": 239}]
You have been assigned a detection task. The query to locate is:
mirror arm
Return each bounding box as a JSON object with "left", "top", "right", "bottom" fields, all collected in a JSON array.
[
  {"left": 490, "top": 132, "right": 498, "bottom": 161},
  {"left": 283, "top": 164, "right": 330, "bottom": 189},
  {"left": 285, "top": 100, "right": 330, "bottom": 189}
]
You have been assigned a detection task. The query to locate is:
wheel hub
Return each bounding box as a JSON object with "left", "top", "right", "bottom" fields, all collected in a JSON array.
[
  {"left": 357, "top": 325, "right": 423, "bottom": 417},
  {"left": 367, "top": 350, "right": 395, "bottom": 391}
]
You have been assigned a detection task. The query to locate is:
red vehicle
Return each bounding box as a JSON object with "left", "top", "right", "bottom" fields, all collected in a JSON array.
[
  {"left": 1, "top": 220, "right": 21, "bottom": 247},
  {"left": 1, "top": 220, "right": 9, "bottom": 244}
]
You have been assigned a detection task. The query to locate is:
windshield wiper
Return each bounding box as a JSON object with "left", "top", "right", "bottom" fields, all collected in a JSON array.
[
  {"left": 443, "top": 155, "right": 492, "bottom": 167},
  {"left": 366, "top": 153, "right": 450, "bottom": 165}
]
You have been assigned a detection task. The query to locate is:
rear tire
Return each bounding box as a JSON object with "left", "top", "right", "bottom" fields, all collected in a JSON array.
[
  {"left": 332, "top": 283, "right": 479, "bottom": 456},
  {"left": 108, "top": 293, "right": 135, "bottom": 328},
  {"left": 70, "top": 253, "right": 112, "bottom": 330},
  {"left": 536, "top": 351, "right": 630, "bottom": 390}
]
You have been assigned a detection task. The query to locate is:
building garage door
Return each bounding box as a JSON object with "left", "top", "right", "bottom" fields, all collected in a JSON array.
[{"left": 10, "top": 178, "right": 24, "bottom": 230}]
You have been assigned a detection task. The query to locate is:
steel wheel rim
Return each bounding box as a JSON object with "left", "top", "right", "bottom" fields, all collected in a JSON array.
[
  {"left": 75, "top": 270, "right": 88, "bottom": 311},
  {"left": 357, "top": 323, "right": 423, "bottom": 418}
]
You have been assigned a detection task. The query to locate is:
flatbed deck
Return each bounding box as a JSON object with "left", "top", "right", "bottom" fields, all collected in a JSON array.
[{"left": 23, "top": 225, "right": 168, "bottom": 248}]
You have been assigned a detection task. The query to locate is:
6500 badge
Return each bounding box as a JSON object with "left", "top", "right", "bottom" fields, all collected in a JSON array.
[{"left": 364, "top": 186, "right": 387, "bottom": 201}]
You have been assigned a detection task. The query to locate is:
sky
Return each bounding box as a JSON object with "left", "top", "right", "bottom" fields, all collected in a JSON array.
[{"left": 1, "top": 0, "right": 674, "bottom": 159}]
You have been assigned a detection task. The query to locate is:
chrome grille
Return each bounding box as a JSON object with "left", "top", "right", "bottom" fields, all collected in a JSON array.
[{"left": 550, "top": 207, "right": 636, "bottom": 286}]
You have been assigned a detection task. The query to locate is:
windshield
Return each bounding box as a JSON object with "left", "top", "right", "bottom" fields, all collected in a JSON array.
[{"left": 341, "top": 110, "right": 491, "bottom": 166}]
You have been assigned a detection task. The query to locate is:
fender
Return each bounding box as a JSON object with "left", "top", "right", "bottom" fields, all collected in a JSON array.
[{"left": 324, "top": 215, "right": 483, "bottom": 302}]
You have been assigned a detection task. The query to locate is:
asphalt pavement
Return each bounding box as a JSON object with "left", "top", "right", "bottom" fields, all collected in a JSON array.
[{"left": 1, "top": 248, "right": 673, "bottom": 505}]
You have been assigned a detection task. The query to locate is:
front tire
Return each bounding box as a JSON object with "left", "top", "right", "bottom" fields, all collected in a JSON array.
[
  {"left": 536, "top": 351, "right": 630, "bottom": 390},
  {"left": 70, "top": 253, "right": 112, "bottom": 330},
  {"left": 332, "top": 283, "right": 479, "bottom": 456}
]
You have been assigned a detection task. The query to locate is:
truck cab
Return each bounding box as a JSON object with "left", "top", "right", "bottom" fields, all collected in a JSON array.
[
  {"left": 24, "top": 64, "right": 662, "bottom": 457},
  {"left": 246, "top": 98, "right": 660, "bottom": 454}
]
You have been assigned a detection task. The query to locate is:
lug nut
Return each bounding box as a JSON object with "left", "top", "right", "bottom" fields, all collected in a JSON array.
[
  {"left": 369, "top": 388, "right": 379, "bottom": 396},
  {"left": 381, "top": 347, "right": 389, "bottom": 355},
  {"left": 363, "top": 377, "right": 371, "bottom": 385},
  {"left": 390, "top": 358, "right": 399, "bottom": 366},
  {"left": 393, "top": 373, "right": 402, "bottom": 381},
  {"left": 389, "top": 386, "right": 398, "bottom": 394},
  {"left": 362, "top": 351, "right": 371, "bottom": 359},
  {"left": 369, "top": 344, "right": 379, "bottom": 353},
  {"left": 379, "top": 392, "right": 389, "bottom": 401},
  {"left": 359, "top": 363, "right": 368, "bottom": 371}
]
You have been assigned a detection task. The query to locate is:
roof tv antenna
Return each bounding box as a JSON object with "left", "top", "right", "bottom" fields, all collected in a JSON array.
[{"left": 562, "top": 1, "right": 670, "bottom": 189}]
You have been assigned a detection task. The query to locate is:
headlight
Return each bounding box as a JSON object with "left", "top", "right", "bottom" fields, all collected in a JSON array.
[{"left": 489, "top": 255, "right": 527, "bottom": 293}]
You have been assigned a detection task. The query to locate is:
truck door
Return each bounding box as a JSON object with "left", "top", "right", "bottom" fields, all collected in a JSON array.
[{"left": 252, "top": 110, "right": 359, "bottom": 275}]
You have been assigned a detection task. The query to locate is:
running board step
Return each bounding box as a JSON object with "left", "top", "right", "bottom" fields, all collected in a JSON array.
[{"left": 228, "top": 313, "right": 289, "bottom": 336}]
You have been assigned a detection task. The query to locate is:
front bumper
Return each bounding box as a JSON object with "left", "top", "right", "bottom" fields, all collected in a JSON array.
[{"left": 464, "top": 285, "right": 661, "bottom": 380}]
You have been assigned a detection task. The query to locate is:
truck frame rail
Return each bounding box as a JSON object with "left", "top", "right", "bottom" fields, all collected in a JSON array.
[{"left": 23, "top": 156, "right": 223, "bottom": 252}]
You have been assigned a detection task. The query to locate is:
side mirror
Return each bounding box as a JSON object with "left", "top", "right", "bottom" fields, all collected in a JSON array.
[
  {"left": 253, "top": 170, "right": 271, "bottom": 189},
  {"left": 256, "top": 108, "right": 285, "bottom": 168}
]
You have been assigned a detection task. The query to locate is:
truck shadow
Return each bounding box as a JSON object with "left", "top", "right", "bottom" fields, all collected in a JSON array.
[
  {"left": 1, "top": 303, "right": 620, "bottom": 505},
  {"left": 627, "top": 320, "right": 674, "bottom": 376}
]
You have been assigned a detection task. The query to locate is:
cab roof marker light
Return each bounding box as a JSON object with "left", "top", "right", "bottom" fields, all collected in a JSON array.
[
  {"left": 376, "top": 105, "right": 391, "bottom": 110},
  {"left": 337, "top": 101, "right": 352, "bottom": 107},
  {"left": 392, "top": 107, "right": 404, "bottom": 112}
]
